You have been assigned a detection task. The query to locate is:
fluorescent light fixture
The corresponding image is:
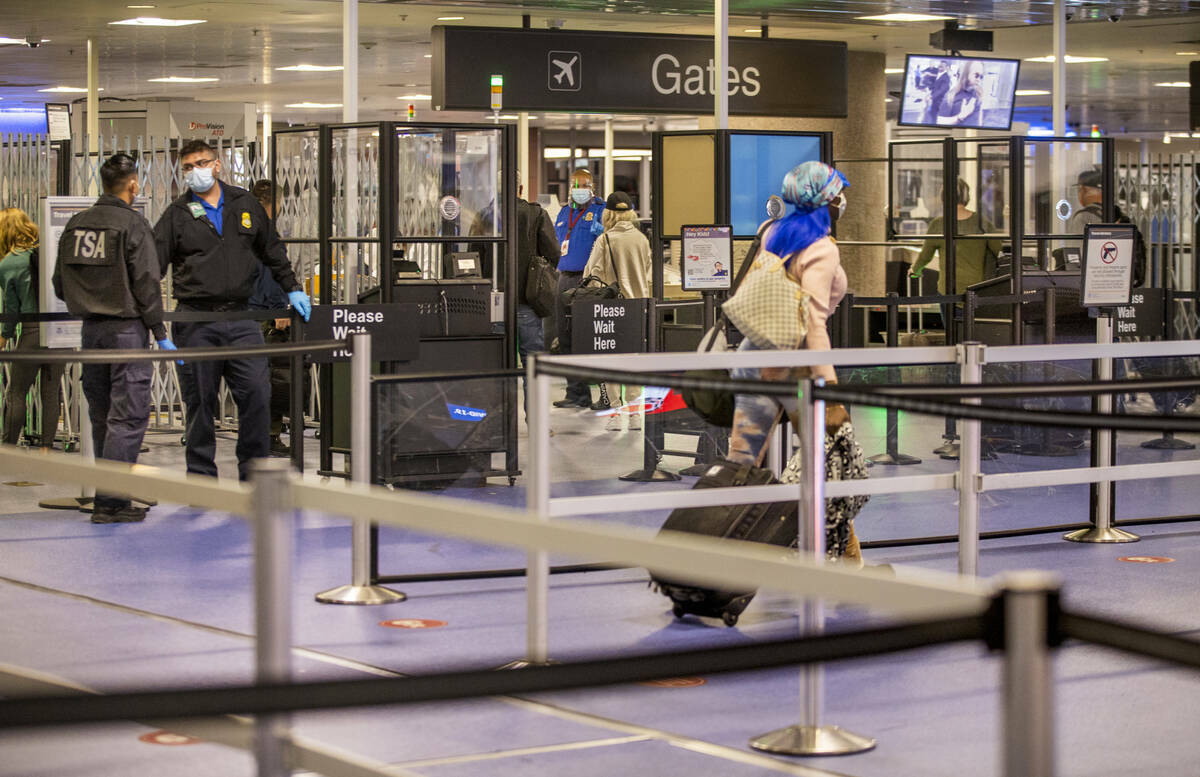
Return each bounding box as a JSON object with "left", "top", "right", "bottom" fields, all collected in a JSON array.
[
  {"left": 436, "top": 16, "right": 465, "bottom": 21},
  {"left": 1027, "top": 127, "right": 1055, "bottom": 137},
  {"left": 884, "top": 68, "right": 903, "bottom": 74},
  {"left": 884, "top": 97, "right": 894, "bottom": 103},
  {"left": 1177, "top": 51, "right": 1199, "bottom": 56},
  {"left": 148, "top": 76, "right": 217, "bottom": 83},
  {"left": 109, "top": 16, "right": 206, "bottom": 26},
  {"left": 1155, "top": 81, "right": 1192, "bottom": 87},
  {"left": 276, "top": 64, "right": 343, "bottom": 72},
  {"left": 0, "top": 36, "right": 50, "bottom": 45},
  {"left": 398, "top": 94, "right": 432, "bottom": 100},
  {"left": 39, "top": 86, "right": 102, "bottom": 93},
  {"left": 856, "top": 13, "right": 953, "bottom": 22},
  {"left": 1015, "top": 89, "right": 1051, "bottom": 96},
  {"left": 127, "top": 4, "right": 156, "bottom": 7},
  {"left": 743, "top": 28, "right": 761, "bottom": 33},
  {"left": 424, "top": 54, "right": 432, "bottom": 58},
  {"left": 285, "top": 102, "right": 342, "bottom": 109},
  {"left": 1024, "top": 55, "right": 1108, "bottom": 63}
]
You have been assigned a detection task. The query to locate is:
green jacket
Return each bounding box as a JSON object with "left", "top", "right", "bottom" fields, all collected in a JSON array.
[
  {"left": 0, "top": 247, "right": 38, "bottom": 340},
  {"left": 911, "top": 213, "right": 1002, "bottom": 294}
]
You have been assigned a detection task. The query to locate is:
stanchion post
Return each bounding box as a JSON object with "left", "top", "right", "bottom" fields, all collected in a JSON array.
[
  {"left": 869, "top": 292, "right": 920, "bottom": 466},
  {"left": 78, "top": 373, "right": 94, "bottom": 499},
  {"left": 500, "top": 355, "right": 553, "bottom": 669},
  {"left": 251, "top": 458, "right": 294, "bottom": 777},
  {"left": 1000, "top": 571, "right": 1060, "bottom": 777},
  {"left": 315, "top": 333, "right": 408, "bottom": 604},
  {"left": 1064, "top": 313, "right": 1138, "bottom": 543},
  {"left": 749, "top": 378, "right": 876, "bottom": 757},
  {"left": 958, "top": 342, "right": 984, "bottom": 576},
  {"left": 620, "top": 298, "right": 680, "bottom": 482}
]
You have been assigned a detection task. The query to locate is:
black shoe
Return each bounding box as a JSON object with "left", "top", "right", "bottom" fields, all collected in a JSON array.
[
  {"left": 590, "top": 398, "right": 612, "bottom": 411},
  {"left": 91, "top": 505, "right": 148, "bottom": 524},
  {"left": 269, "top": 436, "right": 290, "bottom": 457},
  {"left": 554, "top": 397, "right": 590, "bottom": 408}
]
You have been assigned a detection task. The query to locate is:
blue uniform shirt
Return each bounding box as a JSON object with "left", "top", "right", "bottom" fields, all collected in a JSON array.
[
  {"left": 554, "top": 197, "right": 605, "bottom": 273},
  {"left": 192, "top": 187, "right": 225, "bottom": 236}
]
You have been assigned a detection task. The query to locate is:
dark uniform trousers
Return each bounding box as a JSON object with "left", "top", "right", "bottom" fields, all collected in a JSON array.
[
  {"left": 80, "top": 319, "right": 153, "bottom": 511},
  {"left": 3, "top": 328, "right": 65, "bottom": 447},
  {"left": 175, "top": 308, "right": 269, "bottom": 481}
]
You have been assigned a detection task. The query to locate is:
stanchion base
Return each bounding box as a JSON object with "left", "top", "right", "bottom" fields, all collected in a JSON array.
[
  {"left": 619, "top": 468, "right": 683, "bottom": 482},
  {"left": 1063, "top": 526, "right": 1140, "bottom": 544},
  {"left": 1140, "top": 436, "right": 1195, "bottom": 450},
  {"left": 314, "top": 584, "right": 407, "bottom": 605},
  {"left": 678, "top": 463, "right": 712, "bottom": 477},
  {"left": 495, "top": 658, "right": 560, "bottom": 670},
  {"left": 38, "top": 496, "right": 90, "bottom": 510},
  {"left": 867, "top": 452, "right": 921, "bottom": 466},
  {"left": 936, "top": 443, "right": 999, "bottom": 462},
  {"left": 932, "top": 440, "right": 958, "bottom": 457},
  {"left": 749, "top": 724, "right": 876, "bottom": 756}
]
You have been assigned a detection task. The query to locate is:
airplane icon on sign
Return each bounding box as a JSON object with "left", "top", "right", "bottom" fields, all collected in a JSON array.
[{"left": 548, "top": 51, "right": 581, "bottom": 91}]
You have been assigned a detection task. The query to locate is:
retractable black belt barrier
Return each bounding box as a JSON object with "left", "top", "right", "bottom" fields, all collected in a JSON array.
[
  {"left": 0, "top": 339, "right": 345, "bottom": 364},
  {"left": 0, "top": 308, "right": 292, "bottom": 325}
]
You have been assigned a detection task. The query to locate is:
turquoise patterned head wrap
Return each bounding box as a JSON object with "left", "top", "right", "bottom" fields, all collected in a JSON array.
[{"left": 781, "top": 161, "right": 848, "bottom": 212}]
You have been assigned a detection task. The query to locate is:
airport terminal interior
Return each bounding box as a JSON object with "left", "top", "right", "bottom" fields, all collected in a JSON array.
[{"left": 2, "top": 2, "right": 1200, "bottom": 776}]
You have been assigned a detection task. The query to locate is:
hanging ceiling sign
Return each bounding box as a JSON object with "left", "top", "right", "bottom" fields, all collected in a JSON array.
[{"left": 432, "top": 27, "right": 847, "bottom": 118}]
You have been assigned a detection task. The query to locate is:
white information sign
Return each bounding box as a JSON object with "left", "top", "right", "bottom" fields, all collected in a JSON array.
[
  {"left": 41, "top": 196, "right": 151, "bottom": 348},
  {"left": 45, "top": 104, "right": 71, "bottom": 141},
  {"left": 680, "top": 224, "right": 733, "bottom": 291},
  {"left": 1081, "top": 223, "right": 1136, "bottom": 308}
]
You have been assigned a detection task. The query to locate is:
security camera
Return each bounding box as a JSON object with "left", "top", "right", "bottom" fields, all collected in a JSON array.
[
  {"left": 1064, "top": 13, "right": 1073, "bottom": 21},
  {"left": 1108, "top": 10, "right": 1123, "bottom": 21},
  {"left": 25, "top": 39, "right": 41, "bottom": 48}
]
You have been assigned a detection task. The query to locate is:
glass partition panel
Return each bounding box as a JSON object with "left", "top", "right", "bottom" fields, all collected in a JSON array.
[
  {"left": 331, "top": 126, "right": 380, "bottom": 240},
  {"left": 274, "top": 129, "right": 320, "bottom": 241},
  {"left": 1022, "top": 139, "right": 1105, "bottom": 238},
  {"left": 728, "top": 132, "right": 822, "bottom": 237},
  {"left": 395, "top": 127, "right": 504, "bottom": 239},
  {"left": 890, "top": 140, "right": 946, "bottom": 240}
]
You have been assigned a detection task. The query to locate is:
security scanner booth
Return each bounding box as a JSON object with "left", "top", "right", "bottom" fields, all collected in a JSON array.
[
  {"left": 272, "top": 121, "right": 519, "bottom": 487},
  {"left": 646, "top": 130, "right": 831, "bottom": 475}
]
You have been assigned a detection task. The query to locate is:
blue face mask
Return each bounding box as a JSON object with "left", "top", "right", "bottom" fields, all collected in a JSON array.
[
  {"left": 570, "top": 187, "right": 591, "bottom": 206},
  {"left": 185, "top": 166, "right": 216, "bottom": 194}
]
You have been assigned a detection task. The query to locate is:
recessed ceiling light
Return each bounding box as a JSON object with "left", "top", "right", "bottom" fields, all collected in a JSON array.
[
  {"left": 1176, "top": 52, "right": 1199, "bottom": 56},
  {"left": 436, "top": 16, "right": 465, "bottom": 21},
  {"left": 856, "top": 13, "right": 953, "bottom": 22},
  {"left": 884, "top": 97, "right": 894, "bottom": 103},
  {"left": 39, "top": 86, "right": 102, "bottom": 93},
  {"left": 285, "top": 102, "right": 342, "bottom": 109},
  {"left": 109, "top": 17, "right": 206, "bottom": 26},
  {"left": 148, "top": 76, "right": 218, "bottom": 83},
  {"left": 1155, "top": 81, "right": 1192, "bottom": 87},
  {"left": 884, "top": 68, "right": 903, "bottom": 74},
  {"left": 276, "top": 64, "right": 343, "bottom": 72},
  {"left": 1024, "top": 55, "right": 1109, "bottom": 63},
  {"left": 1015, "top": 89, "right": 1051, "bottom": 96},
  {"left": 423, "top": 54, "right": 432, "bottom": 58},
  {"left": 127, "top": 4, "right": 156, "bottom": 7},
  {"left": 397, "top": 94, "right": 432, "bottom": 100},
  {"left": 743, "top": 28, "right": 761, "bottom": 33}
]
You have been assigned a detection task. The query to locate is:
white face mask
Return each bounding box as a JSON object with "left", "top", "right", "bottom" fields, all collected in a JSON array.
[
  {"left": 185, "top": 166, "right": 216, "bottom": 194},
  {"left": 570, "top": 187, "right": 592, "bottom": 206}
]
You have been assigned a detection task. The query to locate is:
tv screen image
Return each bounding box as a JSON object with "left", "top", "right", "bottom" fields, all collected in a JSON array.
[
  {"left": 899, "top": 54, "right": 1020, "bottom": 130},
  {"left": 728, "top": 133, "right": 822, "bottom": 236}
]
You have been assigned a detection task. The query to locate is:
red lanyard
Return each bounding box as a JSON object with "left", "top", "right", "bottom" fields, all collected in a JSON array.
[{"left": 566, "top": 204, "right": 587, "bottom": 235}]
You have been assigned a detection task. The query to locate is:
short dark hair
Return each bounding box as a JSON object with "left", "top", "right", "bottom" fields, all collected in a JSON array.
[
  {"left": 100, "top": 153, "right": 137, "bottom": 194},
  {"left": 179, "top": 139, "right": 216, "bottom": 159},
  {"left": 251, "top": 179, "right": 276, "bottom": 210}
]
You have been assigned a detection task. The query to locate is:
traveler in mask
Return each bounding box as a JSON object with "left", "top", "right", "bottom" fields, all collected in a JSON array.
[
  {"left": 552, "top": 168, "right": 606, "bottom": 409},
  {"left": 154, "top": 140, "right": 312, "bottom": 481},
  {"left": 52, "top": 153, "right": 174, "bottom": 523},
  {"left": 0, "top": 208, "right": 63, "bottom": 451},
  {"left": 937, "top": 61, "right": 985, "bottom": 127},
  {"left": 583, "top": 191, "right": 651, "bottom": 431}
]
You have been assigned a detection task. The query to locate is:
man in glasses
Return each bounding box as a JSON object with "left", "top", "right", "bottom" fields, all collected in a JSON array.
[{"left": 154, "top": 139, "right": 312, "bottom": 482}]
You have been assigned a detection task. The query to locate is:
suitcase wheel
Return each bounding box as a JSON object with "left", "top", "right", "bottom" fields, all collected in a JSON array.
[
  {"left": 721, "top": 611, "right": 739, "bottom": 627},
  {"left": 672, "top": 603, "right": 686, "bottom": 619}
]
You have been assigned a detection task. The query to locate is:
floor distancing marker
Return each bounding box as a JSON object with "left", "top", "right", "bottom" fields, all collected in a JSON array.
[
  {"left": 379, "top": 618, "right": 447, "bottom": 629},
  {"left": 1118, "top": 556, "right": 1175, "bottom": 564},
  {"left": 139, "top": 730, "right": 202, "bottom": 746},
  {"left": 639, "top": 677, "right": 706, "bottom": 688}
]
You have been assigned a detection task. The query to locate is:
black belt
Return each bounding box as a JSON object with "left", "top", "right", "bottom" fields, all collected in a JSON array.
[{"left": 176, "top": 301, "right": 248, "bottom": 313}]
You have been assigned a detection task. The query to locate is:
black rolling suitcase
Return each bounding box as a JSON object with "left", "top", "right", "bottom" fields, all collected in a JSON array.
[{"left": 650, "top": 460, "right": 797, "bottom": 627}]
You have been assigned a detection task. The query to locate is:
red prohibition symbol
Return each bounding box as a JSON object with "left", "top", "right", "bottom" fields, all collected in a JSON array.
[
  {"left": 1100, "top": 241, "right": 1119, "bottom": 264},
  {"left": 139, "top": 730, "right": 202, "bottom": 746}
]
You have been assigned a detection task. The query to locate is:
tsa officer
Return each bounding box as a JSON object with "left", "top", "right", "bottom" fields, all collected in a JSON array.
[
  {"left": 52, "top": 153, "right": 176, "bottom": 523},
  {"left": 154, "top": 139, "right": 312, "bottom": 481},
  {"left": 553, "top": 167, "right": 605, "bottom": 408}
]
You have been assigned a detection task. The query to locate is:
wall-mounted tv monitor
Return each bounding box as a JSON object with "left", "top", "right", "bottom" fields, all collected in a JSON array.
[
  {"left": 728, "top": 133, "right": 822, "bottom": 237},
  {"left": 898, "top": 54, "right": 1020, "bottom": 130}
]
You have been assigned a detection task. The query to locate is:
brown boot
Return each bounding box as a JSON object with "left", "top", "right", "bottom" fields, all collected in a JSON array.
[{"left": 840, "top": 521, "right": 864, "bottom": 569}]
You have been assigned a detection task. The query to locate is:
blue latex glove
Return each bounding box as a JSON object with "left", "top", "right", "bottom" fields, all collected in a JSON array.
[
  {"left": 590, "top": 220, "right": 605, "bottom": 237},
  {"left": 288, "top": 290, "right": 312, "bottom": 322},
  {"left": 156, "top": 338, "right": 183, "bottom": 366}
]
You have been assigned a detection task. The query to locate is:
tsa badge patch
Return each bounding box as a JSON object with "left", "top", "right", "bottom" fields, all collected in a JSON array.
[
  {"left": 585, "top": 212, "right": 594, "bottom": 221},
  {"left": 241, "top": 212, "right": 252, "bottom": 229}
]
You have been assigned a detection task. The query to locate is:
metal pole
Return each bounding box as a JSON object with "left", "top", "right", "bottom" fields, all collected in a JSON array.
[
  {"left": 750, "top": 378, "right": 875, "bottom": 756},
  {"left": 714, "top": 0, "right": 729, "bottom": 130},
  {"left": 500, "top": 358, "right": 552, "bottom": 669},
  {"left": 1052, "top": 0, "right": 1066, "bottom": 137},
  {"left": 958, "top": 342, "right": 984, "bottom": 576},
  {"left": 342, "top": 0, "right": 358, "bottom": 123},
  {"left": 1064, "top": 315, "right": 1138, "bottom": 543},
  {"left": 86, "top": 39, "right": 99, "bottom": 197},
  {"left": 315, "top": 333, "right": 407, "bottom": 603},
  {"left": 870, "top": 294, "right": 919, "bottom": 465},
  {"left": 78, "top": 373, "right": 94, "bottom": 500},
  {"left": 518, "top": 112, "right": 529, "bottom": 196},
  {"left": 251, "top": 458, "right": 294, "bottom": 777},
  {"left": 1001, "top": 571, "right": 1061, "bottom": 777},
  {"left": 602, "top": 118, "right": 614, "bottom": 198},
  {"left": 619, "top": 299, "right": 679, "bottom": 482}
]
